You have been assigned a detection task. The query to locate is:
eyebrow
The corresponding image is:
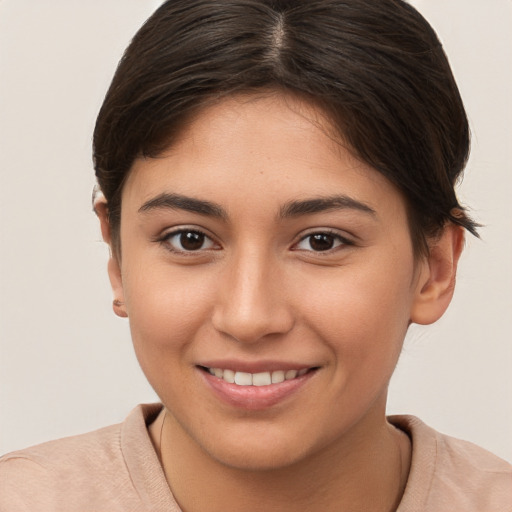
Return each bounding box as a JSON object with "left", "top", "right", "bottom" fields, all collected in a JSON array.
[
  {"left": 138, "top": 192, "right": 376, "bottom": 220},
  {"left": 138, "top": 193, "right": 227, "bottom": 219},
  {"left": 279, "top": 195, "right": 376, "bottom": 218}
]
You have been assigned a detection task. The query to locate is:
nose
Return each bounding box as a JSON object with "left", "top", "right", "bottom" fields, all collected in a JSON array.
[{"left": 211, "top": 248, "right": 294, "bottom": 344}]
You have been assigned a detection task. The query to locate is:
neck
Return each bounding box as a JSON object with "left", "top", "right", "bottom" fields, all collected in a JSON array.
[{"left": 150, "top": 406, "right": 411, "bottom": 512}]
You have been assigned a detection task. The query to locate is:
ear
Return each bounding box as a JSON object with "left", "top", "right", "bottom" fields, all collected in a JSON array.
[
  {"left": 410, "top": 224, "right": 465, "bottom": 325},
  {"left": 94, "top": 194, "right": 128, "bottom": 318}
]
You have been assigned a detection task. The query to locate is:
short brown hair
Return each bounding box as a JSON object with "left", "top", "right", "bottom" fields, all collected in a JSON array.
[{"left": 93, "top": 0, "right": 478, "bottom": 256}]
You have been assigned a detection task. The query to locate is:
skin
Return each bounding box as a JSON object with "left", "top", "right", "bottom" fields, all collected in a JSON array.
[{"left": 97, "top": 92, "right": 463, "bottom": 512}]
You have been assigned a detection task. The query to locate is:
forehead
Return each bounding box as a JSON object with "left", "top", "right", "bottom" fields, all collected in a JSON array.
[{"left": 122, "top": 92, "right": 407, "bottom": 223}]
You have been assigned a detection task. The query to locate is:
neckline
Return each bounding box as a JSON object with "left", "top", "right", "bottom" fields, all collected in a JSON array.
[{"left": 121, "top": 405, "right": 438, "bottom": 512}]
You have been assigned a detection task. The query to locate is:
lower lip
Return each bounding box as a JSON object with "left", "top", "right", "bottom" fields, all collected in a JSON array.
[{"left": 199, "top": 368, "right": 316, "bottom": 410}]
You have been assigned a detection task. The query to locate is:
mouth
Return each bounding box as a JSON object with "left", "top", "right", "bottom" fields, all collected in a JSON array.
[
  {"left": 199, "top": 366, "right": 313, "bottom": 386},
  {"left": 196, "top": 362, "right": 320, "bottom": 409}
]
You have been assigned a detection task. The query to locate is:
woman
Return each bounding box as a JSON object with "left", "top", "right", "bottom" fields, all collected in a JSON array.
[{"left": 1, "top": 1, "right": 510, "bottom": 510}]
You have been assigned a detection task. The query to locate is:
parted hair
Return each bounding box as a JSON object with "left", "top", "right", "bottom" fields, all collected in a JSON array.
[{"left": 93, "top": 0, "right": 478, "bottom": 256}]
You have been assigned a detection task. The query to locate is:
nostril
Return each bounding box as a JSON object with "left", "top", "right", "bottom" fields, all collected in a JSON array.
[{"left": 211, "top": 307, "right": 295, "bottom": 344}]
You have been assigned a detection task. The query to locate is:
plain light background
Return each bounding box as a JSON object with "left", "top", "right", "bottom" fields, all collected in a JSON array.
[{"left": 1, "top": 1, "right": 511, "bottom": 462}]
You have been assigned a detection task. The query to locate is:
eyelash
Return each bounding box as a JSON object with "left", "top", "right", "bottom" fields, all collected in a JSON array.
[
  {"left": 158, "top": 228, "right": 219, "bottom": 254},
  {"left": 293, "top": 230, "right": 353, "bottom": 253},
  {"left": 158, "top": 228, "right": 352, "bottom": 255}
]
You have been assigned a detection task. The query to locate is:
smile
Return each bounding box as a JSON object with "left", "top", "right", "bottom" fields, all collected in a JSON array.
[
  {"left": 199, "top": 364, "right": 318, "bottom": 410},
  {"left": 204, "top": 367, "right": 310, "bottom": 386}
]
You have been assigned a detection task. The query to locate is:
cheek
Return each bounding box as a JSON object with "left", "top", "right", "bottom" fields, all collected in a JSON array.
[
  {"left": 122, "top": 263, "right": 217, "bottom": 362},
  {"left": 303, "top": 258, "right": 414, "bottom": 368}
]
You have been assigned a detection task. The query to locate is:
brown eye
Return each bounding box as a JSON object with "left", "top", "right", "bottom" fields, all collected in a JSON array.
[
  {"left": 164, "top": 230, "right": 216, "bottom": 252},
  {"left": 309, "top": 234, "right": 335, "bottom": 251},
  {"left": 295, "top": 232, "right": 347, "bottom": 252},
  {"left": 180, "top": 231, "right": 205, "bottom": 251}
]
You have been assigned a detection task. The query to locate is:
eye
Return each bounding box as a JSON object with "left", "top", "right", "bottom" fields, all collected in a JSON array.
[
  {"left": 162, "top": 229, "right": 218, "bottom": 252},
  {"left": 294, "top": 232, "right": 349, "bottom": 252}
]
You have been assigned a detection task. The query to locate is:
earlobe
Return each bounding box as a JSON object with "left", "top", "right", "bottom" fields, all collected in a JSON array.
[
  {"left": 94, "top": 193, "right": 128, "bottom": 318},
  {"left": 410, "top": 224, "right": 465, "bottom": 325},
  {"left": 108, "top": 258, "right": 128, "bottom": 318}
]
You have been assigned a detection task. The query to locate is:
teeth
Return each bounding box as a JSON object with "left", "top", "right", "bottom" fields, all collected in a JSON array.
[
  {"left": 252, "top": 372, "right": 272, "bottom": 386},
  {"left": 223, "top": 369, "right": 235, "bottom": 383},
  {"left": 234, "top": 371, "right": 252, "bottom": 386},
  {"left": 206, "top": 367, "right": 309, "bottom": 386},
  {"left": 271, "top": 370, "right": 285, "bottom": 384},
  {"left": 285, "top": 369, "right": 298, "bottom": 380}
]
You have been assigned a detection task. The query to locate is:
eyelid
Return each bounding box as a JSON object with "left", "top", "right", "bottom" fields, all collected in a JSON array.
[
  {"left": 292, "top": 228, "right": 354, "bottom": 252},
  {"left": 157, "top": 226, "right": 221, "bottom": 254},
  {"left": 155, "top": 226, "right": 353, "bottom": 255}
]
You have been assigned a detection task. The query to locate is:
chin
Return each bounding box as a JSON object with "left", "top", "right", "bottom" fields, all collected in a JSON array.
[
  {"left": 207, "top": 443, "right": 308, "bottom": 472},
  {"left": 195, "top": 423, "right": 326, "bottom": 472}
]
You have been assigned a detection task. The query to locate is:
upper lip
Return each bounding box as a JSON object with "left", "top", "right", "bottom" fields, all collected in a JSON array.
[{"left": 197, "top": 360, "right": 319, "bottom": 373}]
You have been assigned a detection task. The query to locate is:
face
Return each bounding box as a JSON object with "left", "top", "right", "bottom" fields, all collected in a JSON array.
[{"left": 111, "top": 93, "right": 431, "bottom": 470}]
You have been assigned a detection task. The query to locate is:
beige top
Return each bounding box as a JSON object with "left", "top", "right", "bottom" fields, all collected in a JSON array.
[{"left": 1, "top": 404, "right": 511, "bottom": 511}]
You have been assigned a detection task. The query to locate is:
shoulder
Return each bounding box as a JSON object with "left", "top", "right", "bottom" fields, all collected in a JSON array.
[
  {"left": 0, "top": 404, "right": 168, "bottom": 512},
  {"left": 0, "top": 421, "right": 123, "bottom": 469},
  {"left": 390, "top": 415, "right": 512, "bottom": 512},
  {"left": 0, "top": 423, "right": 132, "bottom": 511}
]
